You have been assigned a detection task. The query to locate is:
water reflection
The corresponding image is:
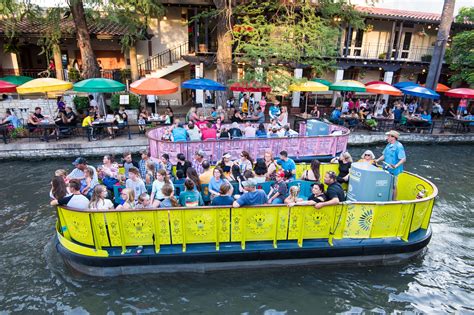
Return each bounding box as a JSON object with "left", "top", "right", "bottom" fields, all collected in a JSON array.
[{"left": 0, "top": 145, "right": 473, "bottom": 313}]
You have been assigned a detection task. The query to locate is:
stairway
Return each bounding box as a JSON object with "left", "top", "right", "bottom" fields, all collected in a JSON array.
[{"left": 138, "top": 41, "right": 190, "bottom": 78}]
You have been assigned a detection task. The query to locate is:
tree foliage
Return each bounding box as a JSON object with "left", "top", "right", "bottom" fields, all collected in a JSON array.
[
  {"left": 447, "top": 7, "right": 474, "bottom": 86},
  {"left": 0, "top": 0, "right": 38, "bottom": 54}
]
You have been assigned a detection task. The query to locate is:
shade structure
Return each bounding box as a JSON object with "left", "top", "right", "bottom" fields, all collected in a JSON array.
[
  {"left": 181, "top": 78, "right": 226, "bottom": 91},
  {"left": 229, "top": 81, "right": 271, "bottom": 93},
  {"left": 310, "top": 78, "right": 332, "bottom": 86},
  {"left": 130, "top": 78, "right": 179, "bottom": 95},
  {"left": 329, "top": 80, "right": 366, "bottom": 92},
  {"left": 16, "top": 78, "right": 73, "bottom": 94},
  {"left": 73, "top": 78, "right": 125, "bottom": 93},
  {"left": 445, "top": 88, "right": 474, "bottom": 99},
  {"left": 0, "top": 80, "right": 17, "bottom": 93},
  {"left": 393, "top": 81, "right": 418, "bottom": 89},
  {"left": 366, "top": 83, "right": 402, "bottom": 96},
  {"left": 0, "top": 75, "right": 33, "bottom": 86},
  {"left": 289, "top": 81, "right": 329, "bottom": 92},
  {"left": 400, "top": 85, "right": 440, "bottom": 99},
  {"left": 420, "top": 83, "right": 450, "bottom": 93},
  {"left": 365, "top": 81, "right": 390, "bottom": 86}
]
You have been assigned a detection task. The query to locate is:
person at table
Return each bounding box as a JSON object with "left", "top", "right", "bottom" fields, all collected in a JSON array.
[
  {"left": 253, "top": 106, "right": 265, "bottom": 124},
  {"left": 330, "top": 151, "right": 352, "bottom": 184},
  {"left": 259, "top": 95, "right": 267, "bottom": 114},
  {"left": 267, "top": 170, "right": 288, "bottom": 205},
  {"left": 375, "top": 130, "right": 406, "bottom": 199},
  {"left": 240, "top": 93, "right": 248, "bottom": 113},
  {"left": 199, "top": 160, "right": 213, "bottom": 184},
  {"left": 231, "top": 111, "right": 243, "bottom": 123},
  {"left": 195, "top": 115, "right": 208, "bottom": 130},
  {"left": 243, "top": 122, "right": 256, "bottom": 138},
  {"left": 278, "top": 106, "right": 288, "bottom": 126},
  {"left": 277, "top": 150, "right": 296, "bottom": 179},
  {"left": 393, "top": 104, "right": 403, "bottom": 124},
  {"left": 56, "top": 96, "right": 66, "bottom": 111},
  {"left": 269, "top": 100, "right": 281, "bottom": 120},
  {"left": 171, "top": 122, "right": 189, "bottom": 142},
  {"left": 27, "top": 107, "right": 46, "bottom": 131},
  {"left": 208, "top": 167, "right": 233, "bottom": 199},
  {"left": 82, "top": 111, "right": 96, "bottom": 141},
  {"left": 201, "top": 122, "right": 217, "bottom": 140},
  {"left": 226, "top": 96, "right": 235, "bottom": 109},
  {"left": 2, "top": 110, "right": 21, "bottom": 128},
  {"left": 185, "top": 107, "right": 199, "bottom": 123},
  {"left": 219, "top": 127, "right": 231, "bottom": 139},
  {"left": 310, "top": 104, "right": 320, "bottom": 118},
  {"left": 179, "top": 179, "right": 204, "bottom": 207},
  {"left": 229, "top": 122, "right": 243, "bottom": 139},
  {"left": 211, "top": 183, "right": 234, "bottom": 206},
  {"left": 431, "top": 100, "right": 443, "bottom": 119},
  {"left": 407, "top": 99, "right": 417, "bottom": 115},
  {"left": 213, "top": 116, "right": 223, "bottom": 130},
  {"left": 358, "top": 150, "right": 376, "bottom": 165},
  {"left": 445, "top": 103, "right": 457, "bottom": 118},
  {"left": 420, "top": 110, "right": 433, "bottom": 129},
  {"left": 457, "top": 98, "right": 468, "bottom": 116},
  {"left": 314, "top": 171, "right": 345, "bottom": 209},
  {"left": 138, "top": 107, "right": 149, "bottom": 132},
  {"left": 329, "top": 106, "right": 342, "bottom": 125},
  {"left": 166, "top": 106, "right": 174, "bottom": 124},
  {"left": 256, "top": 123, "right": 267, "bottom": 138},
  {"left": 300, "top": 159, "right": 321, "bottom": 182},
  {"left": 232, "top": 178, "right": 268, "bottom": 207},
  {"left": 187, "top": 121, "right": 201, "bottom": 141}
]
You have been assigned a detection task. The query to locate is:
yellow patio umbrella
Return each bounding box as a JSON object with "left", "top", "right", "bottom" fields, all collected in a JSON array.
[
  {"left": 289, "top": 81, "right": 329, "bottom": 113},
  {"left": 17, "top": 78, "right": 73, "bottom": 116}
]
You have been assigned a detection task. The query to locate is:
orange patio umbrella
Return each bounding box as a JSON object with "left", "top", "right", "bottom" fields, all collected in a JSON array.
[
  {"left": 421, "top": 83, "right": 450, "bottom": 93},
  {"left": 366, "top": 83, "right": 403, "bottom": 96},
  {"left": 130, "top": 78, "right": 179, "bottom": 95}
]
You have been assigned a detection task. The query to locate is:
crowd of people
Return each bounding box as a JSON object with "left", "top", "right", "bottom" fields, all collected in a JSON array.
[{"left": 48, "top": 130, "right": 407, "bottom": 211}]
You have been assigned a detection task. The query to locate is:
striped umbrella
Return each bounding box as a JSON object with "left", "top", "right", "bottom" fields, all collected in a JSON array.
[{"left": 329, "top": 80, "right": 366, "bottom": 92}]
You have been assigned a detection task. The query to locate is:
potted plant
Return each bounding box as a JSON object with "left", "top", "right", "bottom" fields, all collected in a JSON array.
[
  {"left": 68, "top": 68, "right": 81, "bottom": 82},
  {"left": 73, "top": 96, "right": 90, "bottom": 115},
  {"left": 378, "top": 52, "right": 386, "bottom": 59}
]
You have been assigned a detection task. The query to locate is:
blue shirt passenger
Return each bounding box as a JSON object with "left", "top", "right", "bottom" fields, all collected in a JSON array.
[{"left": 172, "top": 126, "right": 189, "bottom": 142}]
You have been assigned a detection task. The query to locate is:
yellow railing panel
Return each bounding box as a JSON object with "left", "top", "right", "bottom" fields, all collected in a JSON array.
[
  {"left": 60, "top": 208, "right": 94, "bottom": 246},
  {"left": 288, "top": 206, "right": 335, "bottom": 240},
  {"left": 104, "top": 212, "right": 122, "bottom": 247},
  {"left": 410, "top": 200, "right": 431, "bottom": 233},
  {"left": 91, "top": 213, "right": 111, "bottom": 247},
  {"left": 181, "top": 208, "right": 230, "bottom": 244},
  {"left": 155, "top": 211, "right": 171, "bottom": 245},
  {"left": 169, "top": 210, "right": 184, "bottom": 244},
  {"left": 295, "top": 163, "right": 309, "bottom": 179},
  {"left": 397, "top": 173, "right": 434, "bottom": 201},
  {"left": 370, "top": 204, "right": 404, "bottom": 238},
  {"left": 119, "top": 211, "right": 155, "bottom": 245},
  {"left": 343, "top": 204, "right": 374, "bottom": 238},
  {"left": 231, "top": 207, "right": 288, "bottom": 242}
]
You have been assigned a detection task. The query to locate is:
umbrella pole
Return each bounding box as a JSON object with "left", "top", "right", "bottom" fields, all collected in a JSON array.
[
  {"left": 305, "top": 93, "right": 308, "bottom": 114},
  {"left": 45, "top": 93, "right": 54, "bottom": 117}
]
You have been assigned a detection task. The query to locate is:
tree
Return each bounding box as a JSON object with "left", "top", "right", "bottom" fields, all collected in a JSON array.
[
  {"left": 105, "top": 0, "right": 164, "bottom": 81},
  {"left": 446, "top": 7, "right": 474, "bottom": 86}
]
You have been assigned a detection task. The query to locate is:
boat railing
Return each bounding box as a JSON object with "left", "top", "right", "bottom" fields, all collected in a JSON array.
[
  {"left": 56, "top": 172, "right": 437, "bottom": 255},
  {"left": 146, "top": 123, "right": 350, "bottom": 163}
]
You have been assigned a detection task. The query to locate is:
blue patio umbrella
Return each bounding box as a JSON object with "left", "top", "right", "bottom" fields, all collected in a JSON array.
[
  {"left": 181, "top": 78, "right": 226, "bottom": 91},
  {"left": 400, "top": 85, "right": 440, "bottom": 99},
  {"left": 393, "top": 81, "right": 419, "bottom": 89}
]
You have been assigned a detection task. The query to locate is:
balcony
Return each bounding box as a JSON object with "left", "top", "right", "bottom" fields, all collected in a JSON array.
[{"left": 339, "top": 43, "right": 434, "bottom": 63}]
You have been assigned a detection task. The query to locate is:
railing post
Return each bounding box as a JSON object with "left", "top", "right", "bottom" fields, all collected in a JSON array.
[
  {"left": 181, "top": 210, "right": 186, "bottom": 252},
  {"left": 214, "top": 208, "right": 220, "bottom": 251},
  {"left": 272, "top": 207, "right": 280, "bottom": 248},
  {"left": 241, "top": 208, "right": 247, "bottom": 250},
  {"left": 90, "top": 213, "right": 102, "bottom": 250},
  {"left": 116, "top": 212, "right": 128, "bottom": 254},
  {"left": 298, "top": 207, "right": 305, "bottom": 247},
  {"left": 153, "top": 211, "right": 161, "bottom": 253}
]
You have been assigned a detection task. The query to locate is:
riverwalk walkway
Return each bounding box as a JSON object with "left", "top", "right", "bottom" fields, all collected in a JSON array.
[{"left": 1, "top": 128, "right": 473, "bottom": 160}]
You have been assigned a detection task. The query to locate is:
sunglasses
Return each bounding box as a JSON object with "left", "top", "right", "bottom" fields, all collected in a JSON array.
[{"left": 364, "top": 154, "right": 371, "bottom": 156}]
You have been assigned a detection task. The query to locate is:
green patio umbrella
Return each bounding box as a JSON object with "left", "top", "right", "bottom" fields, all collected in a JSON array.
[
  {"left": 311, "top": 78, "right": 332, "bottom": 86},
  {"left": 0, "top": 75, "right": 33, "bottom": 86},
  {"left": 73, "top": 78, "right": 125, "bottom": 93},
  {"left": 329, "top": 80, "right": 366, "bottom": 92}
]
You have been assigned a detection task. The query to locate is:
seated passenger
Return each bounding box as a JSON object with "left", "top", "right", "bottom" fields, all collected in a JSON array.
[
  {"left": 358, "top": 150, "right": 376, "bottom": 165},
  {"left": 208, "top": 167, "right": 233, "bottom": 199},
  {"left": 136, "top": 193, "right": 152, "bottom": 209},
  {"left": 232, "top": 178, "right": 268, "bottom": 207},
  {"left": 51, "top": 179, "right": 89, "bottom": 210},
  {"left": 159, "top": 184, "right": 179, "bottom": 208},
  {"left": 150, "top": 169, "right": 174, "bottom": 207},
  {"left": 116, "top": 188, "right": 135, "bottom": 210},
  {"left": 219, "top": 127, "right": 231, "bottom": 140},
  {"left": 171, "top": 123, "right": 189, "bottom": 142},
  {"left": 229, "top": 122, "right": 243, "bottom": 139},
  {"left": 125, "top": 167, "right": 147, "bottom": 202},
  {"left": 284, "top": 186, "right": 304, "bottom": 205},
  {"left": 89, "top": 185, "right": 114, "bottom": 210},
  {"left": 255, "top": 123, "right": 267, "bottom": 138},
  {"left": 211, "top": 183, "right": 234, "bottom": 206},
  {"left": 277, "top": 150, "right": 296, "bottom": 179},
  {"left": 174, "top": 170, "right": 186, "bottom": 185},
  {"left": 187, "top": 121, "right": 201, "bottom": 141},
  {"left": 314, "top": 171, "right": 346, "bottom": 209},
  {"left": 178, "top": 179, "right": 204, "bottom": 207},
  {"left": 199, "top": 161, "right": 213, "bottom": 184},
  {"left": 159, "top": 153, "right": 173, "bottom": 177},
  {"left": 267, "top": 171, "right": 288, "bottom": 204},
  {"left": 243, "top": 122, "right": 257, "bottom": 138},
  {"left": 330, "top": 151, "right": 352, "bottom": 183},
  {"left": 201, "top": 122, "right": 217, "bottom": 140},
  {"left": 300, "top": 159, "right": 321, "bottom": 182},
  {"left": 195, "top": 115, "right": 208, "bottom": 130},
  {"left": 253, "top": 159, "right": 268, "bottom": 183},
  {"left": 290, "top": 183, "right": 327, "bottom": 206}
]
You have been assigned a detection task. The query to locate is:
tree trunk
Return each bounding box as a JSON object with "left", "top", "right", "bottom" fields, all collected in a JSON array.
[
  {"left": 129, "top": 45, "right": 139, "bottom": 81},
  {"left": 69, "top": 0, "right": 99, "bottom": 79},
  {"left": 214, "top": 0, "right": 232, "bottom": 107},
  {"left": 53, "top": 43, "right": 64, "bottom": 80},
  {"left": 425, "top": 0, "right": 455, "bottom": 109}
]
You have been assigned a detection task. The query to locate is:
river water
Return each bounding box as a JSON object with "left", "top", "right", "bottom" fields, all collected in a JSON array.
[{"left": 0, "top": 144, "right": 473, "bottom": 314}]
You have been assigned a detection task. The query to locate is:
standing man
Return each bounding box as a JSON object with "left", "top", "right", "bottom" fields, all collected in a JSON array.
[{"left": 375, "top": 130, "right": 406, "bottom": 199}]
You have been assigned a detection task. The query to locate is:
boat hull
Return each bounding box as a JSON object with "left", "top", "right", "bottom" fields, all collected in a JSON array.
[{"left": 56, "top": 228, "right": 431, "bottom": 277}]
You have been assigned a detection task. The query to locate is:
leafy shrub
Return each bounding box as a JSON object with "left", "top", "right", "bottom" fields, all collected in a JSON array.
[{"left": 73, "top": 96, "right": 90, "bottom": 114}]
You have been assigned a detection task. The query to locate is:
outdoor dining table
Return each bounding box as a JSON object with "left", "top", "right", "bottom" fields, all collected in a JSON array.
[
  {"left": 91, "top": 120, "right": 132, "bottom": 140},
  {"left": 34, "top": 121, "right": 59, "bottom": 142},
  {"left": 405, "top": 116, "right": 433, "bottom": 133},
  {"left": 444, "top": 117, "right": 473, "bottom": 134},
  {"left": 293, "top": 113, "right": 319, "bottom": 129}
]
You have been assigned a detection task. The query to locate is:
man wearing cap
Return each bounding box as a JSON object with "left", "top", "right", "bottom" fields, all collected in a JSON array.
[
  {"left": 267, "top": 170, "right": 288, "bottom": 204},
  {"left": 67, "top": 157, "right": 99, "bottom": 186},
  {"left": 192, "top": 150, "right": 206, "bottom": 175},
  {"left": 376, "top": 130, "right": 406, "bottom": 198},
  {"left": 233, "top": 178, "right": 268, "bottom": 207}
]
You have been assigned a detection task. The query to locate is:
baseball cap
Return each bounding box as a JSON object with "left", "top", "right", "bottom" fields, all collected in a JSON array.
[
  {"left": 72, "top": 157, "right": 87, "bottom": 165},
  {"left": 242, "top": 178, "right": 257, "bottom": 188},
  {"left": 223, "top": 153, "right": 232, "bottom": 159},
  {"left": 276, "top": 170, "right": 286, "bottom": 178}
]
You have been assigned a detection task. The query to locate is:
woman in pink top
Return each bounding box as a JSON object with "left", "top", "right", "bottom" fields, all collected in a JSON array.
[{"left": 259, "top": 96, "right": 267, "bottom": 114}]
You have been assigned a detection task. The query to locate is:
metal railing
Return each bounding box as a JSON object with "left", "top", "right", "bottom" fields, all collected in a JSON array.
[
  {"left": 339, "top": 43, "right": 434, "bottom": 62},
  {"left": 138, "top": 41, "right": 189, "bottom": 76}
]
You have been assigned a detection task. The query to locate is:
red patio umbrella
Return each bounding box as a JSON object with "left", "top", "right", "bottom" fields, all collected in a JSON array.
[
  {"left": 366, "top": 83, "right": 402, "bottom": 96},
  {"left": 130, "top": 78, "right": 179, "bottom": 95},
  {"left": 229, "top": 80, "right": 271, "bottom": 93},
  {"left": 444, "top": 88, "right": 474, "bottom": 99},
  {"left": 0, "top": 80, "right": 17, "bottom": 93},
  {"left": 365, "top": 81, "right": 390, "bottom": 86}
]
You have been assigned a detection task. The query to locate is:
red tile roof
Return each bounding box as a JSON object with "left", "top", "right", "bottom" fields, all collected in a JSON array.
[
  {"left": 356, "top": 5, "right": 447, "bottom": 23},
  {"left": 0, "top": 19, "right": 128, "bottom": 37}
]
